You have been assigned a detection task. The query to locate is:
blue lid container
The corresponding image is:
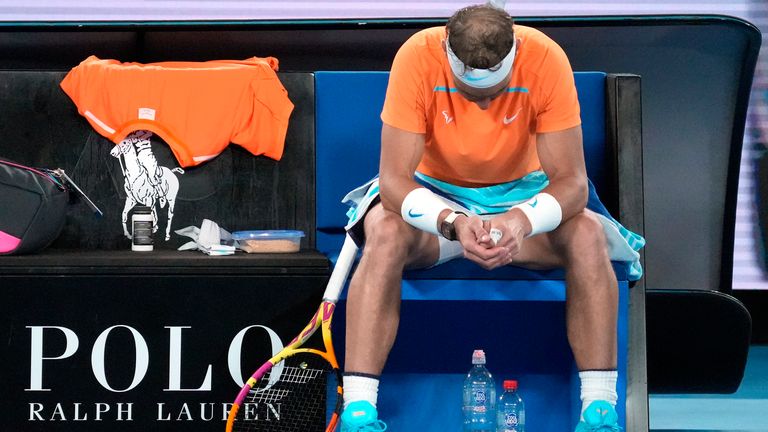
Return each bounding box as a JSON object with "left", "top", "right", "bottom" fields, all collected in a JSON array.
[{"left": 231, "top": 230, "right": 305, "bottom": 253}]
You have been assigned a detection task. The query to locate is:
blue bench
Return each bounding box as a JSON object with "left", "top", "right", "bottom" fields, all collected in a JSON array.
[{"left": 315, "top": 71, "right": 638, "bottom": 431}]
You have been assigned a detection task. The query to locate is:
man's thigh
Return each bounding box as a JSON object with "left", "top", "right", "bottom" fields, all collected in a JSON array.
[
  {"left": 509, "top": 209, "right": 608, "bottom": 270},
  {"left": 363, "top": 203, "right": 441, "bottom": 270}
]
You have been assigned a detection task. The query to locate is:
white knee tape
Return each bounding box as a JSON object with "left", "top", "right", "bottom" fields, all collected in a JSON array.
[
  {"left": 400, "top": 188, "right": 448, "bottom": 235},
  {"left": 512, "top": 192, "right": 562, "bottom": 237}
]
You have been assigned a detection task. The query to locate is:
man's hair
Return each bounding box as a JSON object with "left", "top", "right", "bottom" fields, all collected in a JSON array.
[{"left": 446, "top": 5, "right": 515, "bottom": 69}]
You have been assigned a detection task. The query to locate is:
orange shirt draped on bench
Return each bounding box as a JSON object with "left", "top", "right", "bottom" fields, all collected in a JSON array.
[{"left": 60, "top": 56, "right": 294, "bottom": 167}]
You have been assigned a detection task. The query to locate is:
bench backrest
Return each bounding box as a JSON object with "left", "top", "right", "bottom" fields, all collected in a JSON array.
[{"left": 315, "top": 71, "right": 608, "bottom": 255}]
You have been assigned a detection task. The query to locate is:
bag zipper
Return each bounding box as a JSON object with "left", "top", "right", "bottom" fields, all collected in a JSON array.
[
  {"left": 0, "top": 160, "right": 103, "bottom": 217},
  {"left": 0, "top": 158, "right": 65, "bottom": 191},
  {"left": 51, "top": 168, "right": 103, "bottom": 217}
]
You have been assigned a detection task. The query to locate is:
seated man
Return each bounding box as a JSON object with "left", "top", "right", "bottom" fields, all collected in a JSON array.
[{"left": 338, "top": 4, "right": 644, "bottom": 432}]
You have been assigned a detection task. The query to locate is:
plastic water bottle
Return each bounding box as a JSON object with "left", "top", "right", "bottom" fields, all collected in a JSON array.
[
  {"left": 497, "top": 380, "right": 525, "bottom": 432},
  {"left": 463, "top": 349, "right": 496, "bottom": 431}
]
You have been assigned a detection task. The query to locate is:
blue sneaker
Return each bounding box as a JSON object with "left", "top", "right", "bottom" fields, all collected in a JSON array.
[
  {"left": 340, "top": 401, "right": 388, "bottom": 432},
  {"left": 575, "top": 400, "right": 622, "bottom": 432}
]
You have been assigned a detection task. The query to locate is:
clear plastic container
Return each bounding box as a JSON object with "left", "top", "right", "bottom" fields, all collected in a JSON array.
[{"left": 231, "top": 230, "right": 305, "bottom": 253}]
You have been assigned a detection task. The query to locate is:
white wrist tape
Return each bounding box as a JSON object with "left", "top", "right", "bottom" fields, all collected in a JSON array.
[
  {"left": 401, "top": 188, "right": 448, "bottom": 235},
  {"left": 512, "top": 192, "right": 562, "bottom": 237}
]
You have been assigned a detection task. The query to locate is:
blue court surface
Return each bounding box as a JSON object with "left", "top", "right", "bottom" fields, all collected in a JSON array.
[{"left": 649, "top": 345, "right": 768, "bottom": 431}]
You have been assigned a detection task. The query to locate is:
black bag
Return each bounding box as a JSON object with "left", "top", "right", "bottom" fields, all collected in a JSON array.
[{"left": 0, "top": 158, "right": 69, "bottom": 255}]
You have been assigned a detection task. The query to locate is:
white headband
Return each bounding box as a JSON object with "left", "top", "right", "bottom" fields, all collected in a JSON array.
[{"left": 446, "top": 36, "right": 516, "bottom": 89}]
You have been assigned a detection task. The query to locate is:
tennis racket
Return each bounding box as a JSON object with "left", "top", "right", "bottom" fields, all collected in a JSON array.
[{"left": 226, "top": 235, "right": 359, "bottom": 432}]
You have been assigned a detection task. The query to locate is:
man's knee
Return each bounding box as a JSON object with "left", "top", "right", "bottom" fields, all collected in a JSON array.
[
  {"left": 363, "top": 206, "right": 417, "bottom": 257},
  {"left": 553, "top": 211, "right": 608, "bottom": 260}
]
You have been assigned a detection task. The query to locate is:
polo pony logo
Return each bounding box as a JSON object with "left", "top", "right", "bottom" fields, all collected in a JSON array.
[{"left": 110, "top": 131, "right": 183, "bottom": 241}]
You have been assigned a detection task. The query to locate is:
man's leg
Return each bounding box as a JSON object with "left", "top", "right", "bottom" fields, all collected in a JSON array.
[
  {"left": 551, "top": 212, "right": 617, "bottom": 371},
  {"left": 550, "top": 211, "right": 620, "bottom": 430},
  {"left": 511, "top": 212, "right": 618, "bottom": 370},
  {"left": 511, "top": 210, "right": 620, "bottom": 430},
  {"left": 342, "top": 204, "right": 437, "bottom": 429}
]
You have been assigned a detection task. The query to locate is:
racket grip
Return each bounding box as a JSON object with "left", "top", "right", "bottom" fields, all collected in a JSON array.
[{"left": 323, "top": 235, "right": 359, "bottom": 300}]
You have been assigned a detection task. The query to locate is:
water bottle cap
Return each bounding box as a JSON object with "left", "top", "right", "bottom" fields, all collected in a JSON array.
[
  {"left": 503, "top": 380, "right": 518, "bottom": 390},
  {"left": 471, "top": 349, "right": 486, "bottom": 364}
]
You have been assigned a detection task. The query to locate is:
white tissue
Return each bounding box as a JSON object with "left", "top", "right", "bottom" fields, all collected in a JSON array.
[{"left": 175, "top": 219, "right": 236, "bottom": 256}]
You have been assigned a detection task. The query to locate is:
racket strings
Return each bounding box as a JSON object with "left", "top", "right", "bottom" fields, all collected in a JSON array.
[
  {"left": 244, "top": 366, "right": 323, "bottom": 405},
  {"left": 232, "top": 353, "right": 341, "bottom": 432}
]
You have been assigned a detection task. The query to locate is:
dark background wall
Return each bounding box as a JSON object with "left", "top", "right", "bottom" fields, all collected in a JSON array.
[{"left": 0, "top": 16, "right": 759, "bottom": 295}]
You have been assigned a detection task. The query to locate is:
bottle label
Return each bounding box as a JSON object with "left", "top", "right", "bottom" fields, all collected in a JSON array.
[
  {"left": 504, "top": 412, "right": 519, "bottom": 427},
  {"left": 473, "top": 389, "right": 487, "bottom": 405},
  {"left": 133, "top": 220, "right": 154, "bottom": 245}
]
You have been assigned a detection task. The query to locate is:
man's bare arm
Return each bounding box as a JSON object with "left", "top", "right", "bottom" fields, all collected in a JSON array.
[
  {"left": 378, "top": 123, "right": 428, "bottom": 213},
  {"left": 535, "top": 125, "right": 588, "bottom": 222}
]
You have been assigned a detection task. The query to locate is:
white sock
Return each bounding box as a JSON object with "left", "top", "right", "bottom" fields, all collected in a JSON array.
[
  {"left": 579, "top": 370, "right": 618, "bottom": 420},
  {"left": 343, "top": 374, "right": 380, "bottom": 409}
]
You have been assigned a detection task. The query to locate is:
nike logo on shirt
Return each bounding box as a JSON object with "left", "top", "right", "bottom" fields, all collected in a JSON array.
[{"left": 503, "top": 108, "right": 523, "bottom": 124}]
